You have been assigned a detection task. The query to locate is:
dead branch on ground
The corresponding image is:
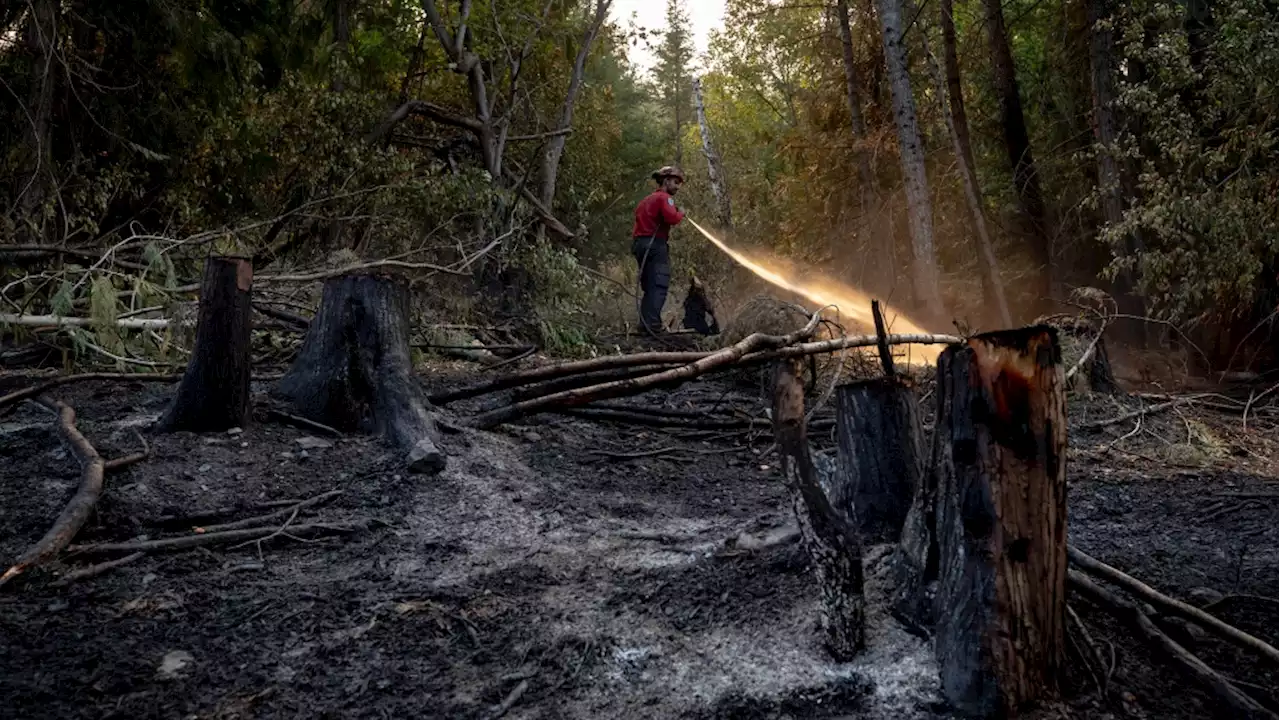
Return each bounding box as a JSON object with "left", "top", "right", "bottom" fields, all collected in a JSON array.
[
  {"left": 0, "top": 397, "right": 106, "bottom": 588},
  {"left": 104, "top": 431, "right": 150, "bottom": 472},
  {"left": 51, "top": 552, "right": 146, "bottom": 587},
  {"left": 199, "top": 489, "right": 344, "bottom": 533},
  {"left": 1068, "top": 545, "right": 1278, "bottom": 662},
  {"left": 0, "top": 372, "right": 181, "bottom": 410},
  {"left": 265, "top": 408, "right": 342, "bottom": 437},
  {"left": 68, "top": 521, "right": 368, "bottom": 556},
  {"left": 1068, "top": 569, "right": 1276, "bottom": 720}
]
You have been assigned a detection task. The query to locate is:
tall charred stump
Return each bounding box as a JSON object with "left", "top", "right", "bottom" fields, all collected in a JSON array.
[
  {"left": 933, "top": 327, "right": 1068, "bottom": 716},
  {"left": 773, "top": 358, "right": 865, "bottom": 660},
  {"left": 834, "top": 377, "right": 924, "bottom": 542},
  {"left": 157, "top": 257, "right": 253, "bottom": 432},
  {"left": 275, "top": 273, "right": 445, "bottom": 474}
]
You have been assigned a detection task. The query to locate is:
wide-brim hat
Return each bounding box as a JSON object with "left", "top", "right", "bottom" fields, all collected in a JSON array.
[{"left": 651, "top": 166, "right": 685, "bottom": 182}]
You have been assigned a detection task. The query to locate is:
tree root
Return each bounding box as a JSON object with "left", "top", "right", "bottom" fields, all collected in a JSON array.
[
  {"left": 1068, "top": 569, "right": 1276, "bottom": 720},
  {"left": 104, "top": 431, "right": 150, "bottom": 472},
  {"left": 1068, "top": 545, "right": 1278, "bottom": 662},
  {"left": 0, "top": 397, "right": 106, "bottom": 589},
  {"left": 51, "top": 552, "right": 147, "bottom": 587}
]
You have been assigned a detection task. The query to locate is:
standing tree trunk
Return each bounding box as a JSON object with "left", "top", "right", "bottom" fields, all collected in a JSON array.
[
  {"left": 538, "top": 0, "right": 612, "bottom": 209},
  {"left": 835, "top": 0, "right": 890, "bottom": 290},
  {"left": 982, "top": 0, "right": 1053, "bottom": 309},
  {"left": 691, "top": 77, "right": 733, "bottom": 231},
  {"left": 874, "top": 0, "right": 948, "bottom": 325},
  {"left": 933, "top": 327, "right": 1068, "bottom": 716},
  {"left": 17, "top": 0, "right": 57, "bottom": 244},
  {"left": 158, "top": 257, "right": 253, "bottom": 432},
  {"left": 939, "top": 0, "right": 977, "bottom": 175},
  {"left": 773, "top": 357, "right": 865, "bottom": 661},
  {"left": 275, "top": 274, "right": 445, "bottom": 474},
  {"left": 833, "top": 376, "right": 924, "bottom": 542},
  {"left": 914, "top": 1, "right": 1013, "bottom": 328}
]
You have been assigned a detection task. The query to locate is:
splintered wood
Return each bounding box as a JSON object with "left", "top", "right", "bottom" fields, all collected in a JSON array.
[{"left": 933, "top": 327, "right": 1068, "bottom": 717}]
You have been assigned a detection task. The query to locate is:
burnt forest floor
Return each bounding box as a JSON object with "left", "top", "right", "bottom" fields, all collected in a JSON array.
[{"left": 0, "top": 361, "right": 1276, "bottom": 720}]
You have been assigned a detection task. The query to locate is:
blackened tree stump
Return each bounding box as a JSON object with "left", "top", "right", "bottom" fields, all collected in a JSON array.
[
  {"left": 932, "top": 327, "right": 1068, "bottom": 716},
  {"left": 833, "top": 376, "right": 924, "bottom": 542},
  {"left": 772, "top": 357, "right": 865, "bottom": 661},
  {"left": 157, "top": 257, "right": 253, "bottom": 432},
  {"left": 275, "top": 273, "right": 445, "bottom": 474}
]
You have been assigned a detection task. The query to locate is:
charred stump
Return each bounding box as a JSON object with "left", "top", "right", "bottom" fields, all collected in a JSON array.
[
  {"left": 157, "top": 257, "right": 253, "bottom": 432},
  {"left": 933, "top": 327, "right": 1068, "bottom": 716},
  {"left": 833, "top": 376, "right": 924, "bottom": 542},
  {"left": 772, "top": 357, "right": 865, "bottom": 661},
  {"left": 275, "top": 273, "right": 445, "bottom": 474}
]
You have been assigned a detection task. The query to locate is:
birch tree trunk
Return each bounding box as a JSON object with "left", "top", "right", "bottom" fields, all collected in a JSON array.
[
  {"left": 914, "top": 3, "right": 1013, "bottom": 328},
  {"left": 691, "top": 77, "right": 733, "bottom": 231},
  {"left": 981, "top": 0, "right": 1053, "bottom": 309},
  {"left": 874, "top": 0, "right": 947, "bottom": 324},
  {"left": 538, "top": 0, "right": 612, "bottom": 208}
]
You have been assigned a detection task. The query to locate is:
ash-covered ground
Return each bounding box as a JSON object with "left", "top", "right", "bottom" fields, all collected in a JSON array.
[{"left": 0, "top": 368, "right": 1275, "bottom": 720}]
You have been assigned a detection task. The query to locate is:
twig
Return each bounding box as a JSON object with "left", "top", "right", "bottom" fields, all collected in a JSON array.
[
  {"left": 1, "top": 373, "right": 182, "bottom": 412},
  {"left": 0, "top": 397, "right": 106, "bottom": 588},
  {"left": 200, "top": 490, "right": 344, "bottom": 533},
  {"left": 489, "top": 679, "right": 529, "bottom": 720},
  {"left": 67, "top": 521, "right": 367, "bottom": 556},
  {"left": 104, "top": 431, "right": 150, "bottom": 472},
  {"left": 1068, "top": 545, "right": 1279, "bottom": 662},
  {"left": 1243, "top": 383, "right": 1278, "bottom": 430},
  {"left": 1068, "top": 569, "right": 1276, "bottom": 720},
  {"left": 51, "top": 552, "right": 146, "bottom": 587},
  {"left": 1078, "top": 396, "right": 1204, "bottom": 431},
  {"left": 481, "top": 346, "right": 537, "bottom": 373},
  {"left": 588, "top": 446, "right": 680, "bottom": 460},
  {"left": 1066, "top": 602, "right": 1108, "bottom": 697},
  {"left": 256, "top": 259, "right": 469, "bottom": 282},
  {"left": 1065, "top": 322, "right": 1108, "bottom": 383},
  {"left": 265, "top": 408, "right": 342, "bottom": 437}
]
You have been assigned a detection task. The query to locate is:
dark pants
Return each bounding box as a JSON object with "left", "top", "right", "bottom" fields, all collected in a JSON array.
[{"left": 632, "top": 236, "right": 670, "bottom": 333}]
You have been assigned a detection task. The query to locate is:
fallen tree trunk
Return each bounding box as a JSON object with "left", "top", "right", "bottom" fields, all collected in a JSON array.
[
  {"left": 157, "top": 257, "right": 254, "bottom": 432},
  {"left": 1068, "top": 569, "right": 1276, "bottom": 720},
  {"left": 773, "top": 357, "right": 865, "bottom": 661},
  {"left": 433, "top": 332, "right": 960, "bottom": 406},
  {"left": 275, "top": 273, "right": 445, "bottom": 474},
  {"left": 1068, "top": 545, "right": 1279, "bottom": 662},
  {"left": 833, "top": 376, "right": 924, "bottom": 542},
  {"left": 0, "top": 397, "right": 106, "bottom": 588},
  {"left": 470, "top": 311, "right": 827, "bottom": 429},
  {"left": 933, "top": 327, "right": 1068, "bottom": 716}
]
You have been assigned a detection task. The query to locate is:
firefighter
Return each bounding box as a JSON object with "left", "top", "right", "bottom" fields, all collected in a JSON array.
[{"left": 631, "top": 166, "right": 686, "bottom": 335}]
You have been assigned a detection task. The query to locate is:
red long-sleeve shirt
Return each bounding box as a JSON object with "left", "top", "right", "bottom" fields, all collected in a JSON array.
[{"left": 632, "top": 190, "right": 685, "bottom": 239}]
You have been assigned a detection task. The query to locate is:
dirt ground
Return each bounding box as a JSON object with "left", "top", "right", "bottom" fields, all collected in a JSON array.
[{"left": 0, "top": 364, "right": 1276, "bottom": 720}]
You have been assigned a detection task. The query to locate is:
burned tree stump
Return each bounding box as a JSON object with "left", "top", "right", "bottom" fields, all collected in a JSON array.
[
  {"left": 157, "top": 257, "right": 253, "bottom": 432},
  {"left": 772, "top": 357, "right": 865, "bottom": 661},
  {"left": 833, "top": 376, "right": 924, "bottom": 542},
  {"left": 933, "top": 327, "right": 1068, "bottom": 716},
  {"left": 275, "top": 273, "right": 445, "bottom": 474}
]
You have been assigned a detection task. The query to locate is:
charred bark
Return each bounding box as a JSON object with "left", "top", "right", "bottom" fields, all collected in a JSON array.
[
  {"left": 933, "top": 327, "right": 1068, "bottom": 716},
  {"left": 275, "top": 273, "right": 445, "bottom": 474},
  {"left": 773, "top": 357, "right": 865, "bottom": 661},
  {"left": 157, "top": 257, "right": 253, "bottom": 432},
  {"left": 833, "top": 376, "right": 924, "bottom": 542}
]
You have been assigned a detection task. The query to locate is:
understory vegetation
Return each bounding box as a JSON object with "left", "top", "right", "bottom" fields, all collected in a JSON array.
[{"left": 1, "top": 0, "right": 1275, "bottom": 370}]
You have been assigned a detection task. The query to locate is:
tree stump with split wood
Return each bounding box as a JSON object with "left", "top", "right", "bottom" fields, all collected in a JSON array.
[
  {"left": 833, "top": 376, "right": 924, "bottom": 542},
  {"left": 274, "top": 273, "right": 445, "bottom": 474},
  {"left": 932, "top": 327, "right": 1068, "bottom": 717},
  {"left": 772, "top": 357, "right": 865, "bottom": 661},
  {"left": 157, "top": 257, "right": 253, "bottom": 432}
]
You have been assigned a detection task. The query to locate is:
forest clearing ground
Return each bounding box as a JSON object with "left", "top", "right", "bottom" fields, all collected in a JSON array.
[{"left": 0, "top": 368, "right": 1276, "bottom": 719}]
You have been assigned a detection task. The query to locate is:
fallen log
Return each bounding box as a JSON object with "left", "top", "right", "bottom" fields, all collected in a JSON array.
[
  {"left": 510, "top": 364, "right": 686, "bottom": 402},
  {"left": 833, "top": 376, "right": 924, "bottom": 542},
  {"left": 773, "top": 356, "right": 865, "bottom": 660},
  {"left": 157, "top": 257, "right": 254, "bottom": 432},
  {"left": 470, "top": 311, "right": 827, "bottom": 429},
  {"left": 933, "top": 327, "right": 1068, "bottom": 717},
  {"left": 432, "top": 332, "right": 961, "bottom": 406},
  {"left": 0, "top": 397, "right": 106, "bottom": 588},
  {"left": 275, "top": 273, "right": 445, "bottom": 474},
  {"left": 1068, "top": 545, "right": 1278, "bottom": 662},
  {"left": 0, "top": 372, "right": 181, "bottom": 411},
  {"left": 1068, "top": 569, "right": 1276, "bottom": 720}
]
